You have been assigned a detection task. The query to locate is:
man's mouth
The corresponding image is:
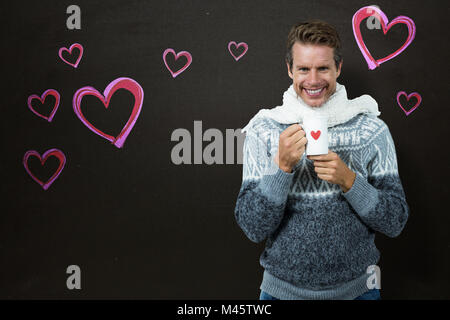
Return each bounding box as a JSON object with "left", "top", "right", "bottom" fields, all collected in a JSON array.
[{"left": 303, "top": 87, "right": 325, "bottom": 97}]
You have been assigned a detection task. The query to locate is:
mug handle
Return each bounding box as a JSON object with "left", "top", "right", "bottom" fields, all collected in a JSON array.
[
  {"left": 300, "top": 122, "right": 308, "bottom": 133},
  {"left": 300, "top": 123, "right": 309, "bottom": 156}
]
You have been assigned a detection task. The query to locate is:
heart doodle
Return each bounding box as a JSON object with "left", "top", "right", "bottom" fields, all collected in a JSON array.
[
  {"left": 27, "top": 89, "right": 60, "bottom": 122},
  {"left": 72, "top": 77, "right": 144, "bottom": 148},
  {"left": 352, "top": 6, "right": 416, "bottom": 70},
  {"left": 58, "top": 43, "right": 84, "bottom": 68},
  {"left": 396, "top": 91, "right": 422, "bottom": 116},
  {"left": 311, "top": 130, "right": 321, "bottom": 140},
  {"left": 23, "top": 149, "right": 66, "bottom": 190},
  {"left": 163, "top": 48, "right": 192, "bottom": 78},
  {"left": 228, "top": 41, "right": 248, "bottom": 61}
]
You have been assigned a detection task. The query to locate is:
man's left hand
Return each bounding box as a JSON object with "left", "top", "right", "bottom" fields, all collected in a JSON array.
[{"left": 307, "top": 150, "right": 356, "bottom": 193}]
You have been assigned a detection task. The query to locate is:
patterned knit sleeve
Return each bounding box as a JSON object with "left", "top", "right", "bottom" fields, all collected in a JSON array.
[
  {"left": 343, "top": 122, "right": 410, "bottom": 238},
  {"left": 234, "top": 125, "right": 295, "bottom": 243}
]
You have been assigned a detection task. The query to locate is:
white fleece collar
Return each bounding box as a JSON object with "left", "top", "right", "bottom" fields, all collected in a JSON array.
[{"left": 242, "top": 83, "right": 380, "bottom": 133}]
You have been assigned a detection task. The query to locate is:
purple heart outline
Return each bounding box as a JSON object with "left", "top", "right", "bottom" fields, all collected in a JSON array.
[
  {"left": 228, "top": 41, "right": 248, "bottom": 61},
  {"left": 27, "top": 89, "right": 60, "bottom": 122},
  {"left": 58, "top": 43, "right": 84, "bottom": 68},
  {"left": 72, "top": 77, "right": 144, "bottom": 148},
  {"left": 352, "top": 6, "right": 416, "bottom": 70},
  {"left": 396, "top": 91, "right": 422, "bottom": 116},
  {"left": 162, "top": 48, "right": 192, "bottom": 78},
  {"left": 23, "top": 149, "right": 66, "bottom": 190}
]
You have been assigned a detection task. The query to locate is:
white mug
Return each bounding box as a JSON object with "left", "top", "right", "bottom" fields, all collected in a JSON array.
[{"left": 302, "top": 116, "right": 329, "bottom": 155}]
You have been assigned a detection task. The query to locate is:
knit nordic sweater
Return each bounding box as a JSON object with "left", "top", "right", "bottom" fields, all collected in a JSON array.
[{"left": 234, "top": 113, "right": 409, "bottom": 300}]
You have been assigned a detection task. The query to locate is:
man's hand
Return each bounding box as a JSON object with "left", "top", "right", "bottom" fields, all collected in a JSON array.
[
  {"left": 274, "top": 124, "right": 307, "bottom": 173},
  {"left": 307, "top": 150, "right": 356, "bottom": 193}
]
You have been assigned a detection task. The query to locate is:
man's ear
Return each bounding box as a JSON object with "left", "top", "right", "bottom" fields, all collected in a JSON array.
[
  {"left": 336, "top": 60, "right": 343, "bottom": 78},
  {"left": 286, "top": 62, "right": 293, "bottom": 79}
]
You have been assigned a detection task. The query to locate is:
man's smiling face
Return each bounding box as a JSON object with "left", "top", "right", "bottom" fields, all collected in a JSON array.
[{"left": 287, "top": 42, "right": 342, "bottom": 108}]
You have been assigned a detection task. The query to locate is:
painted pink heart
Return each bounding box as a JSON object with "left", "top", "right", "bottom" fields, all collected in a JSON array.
[
  {"left": 58, "top": 43, "right": 84, "bottom": 68},
  {"left": 23, "top": 149, "right": 66, "bottom": 190},
  {"left": 228, "top": 41, "right": 248, "bottom": 61},
  {"left": 27, "top": 89, "right": 60, "bottom": 122},
  {"left": 311, "top": 130, "right": 321, "bottom": 140},
  {"left": 396, "top": 91, "right": 422, "bottom": 116},
  {"left": 352, "top": 6, "right": 416, "bottom": 70},
  {"left": 72, "top": 77, "right": 144, "bottom": 148},
  {"left": 162, "top": 48, "right": 192, "bottom": 78}
]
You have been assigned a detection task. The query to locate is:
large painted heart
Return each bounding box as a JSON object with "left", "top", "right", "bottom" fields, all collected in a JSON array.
[
  {"left": 23, "top": 149, "right": 66, "bottom": 190},
  {"left": 72, "top": 77, "right": 144, "bottom": 148},
  {"left": 27, "top": 89, "right": 60, "bottom": 122},
  {"left": 352, "top": 6, "right": 416, "bottom": 70},
  {"left": 396, "top": 91, "right": 422, "bottom": 116},
  {"left": 311, "top": 130, "right": 321, "bottom": 140},
  {"left": 228, "top": 41, "right": 248, "bottom": 61},
  {"left": 58, "top": 43, "right": 84, "bottom": 68},
  {"left": 162, "top": 48, "right": 192, "bottom": 78}
]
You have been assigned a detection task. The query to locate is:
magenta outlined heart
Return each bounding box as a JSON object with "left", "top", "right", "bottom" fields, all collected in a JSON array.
[
  {"left": 162, "top": 48, "right": 192, "bottom": 78},
  {"left": 73, "top": 77, "right": 144, "bottom": 148},
  {"left": 23, "top": 149, "right": 66, "bottom": 190},
  {"left": 27, "top": 89, "right": 60, "bottom": 122},
  {"left": 228, "top": 41, "right": 248, "bottom": 61},
  {"left": 352, "top": 6, "right": 416, "bottom": 70},
  {"left": 396, "top": 91, "right": 422, "bottom": 116},
  {"left": 58, "top": 43, "right": 84, "bottom": 68}
]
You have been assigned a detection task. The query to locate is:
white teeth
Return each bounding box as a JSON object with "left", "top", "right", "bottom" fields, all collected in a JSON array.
[{"left": 306, "top": 88, "right": 323, "bottom": 94}]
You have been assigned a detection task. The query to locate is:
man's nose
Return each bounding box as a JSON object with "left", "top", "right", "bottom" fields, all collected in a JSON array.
[{"left": 307, "top": 70, "right": 319, "bottom": 83}]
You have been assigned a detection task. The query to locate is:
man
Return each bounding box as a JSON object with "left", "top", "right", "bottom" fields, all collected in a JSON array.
[{"left": 234, "top": 20, "right": 409, "bottom": 300}]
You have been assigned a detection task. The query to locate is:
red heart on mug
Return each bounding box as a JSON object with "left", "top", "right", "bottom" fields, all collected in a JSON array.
[{"left": 311, "top": 130, "right": 321, "bottom": 140}]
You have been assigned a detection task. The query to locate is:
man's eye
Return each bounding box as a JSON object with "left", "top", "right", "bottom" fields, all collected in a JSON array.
[
  {"left": 298, "top": 68, "right": 308, "bottom": 72},
  {"left": 319, "top": 67, "right": 328, "bottom": 71}
]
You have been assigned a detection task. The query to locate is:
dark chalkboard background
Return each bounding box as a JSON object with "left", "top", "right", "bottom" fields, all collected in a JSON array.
[{"left": 1, "top": 0, "right": 449, "bottom": 299}]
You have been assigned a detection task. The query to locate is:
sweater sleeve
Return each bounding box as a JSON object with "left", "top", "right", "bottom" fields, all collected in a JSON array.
[
  {"left": 234, "top": 126, "right": 295, "bottom": 243},
  {"left": 342, "top": 124, "right": 410, "bottom": 238}
]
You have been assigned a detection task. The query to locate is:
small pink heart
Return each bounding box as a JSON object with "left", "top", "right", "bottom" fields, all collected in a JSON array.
[
  {"left": 396, "top": 91, "right": 422, "bottom": 116},
  {"left": 58, "top": 43, "right": 84, "bottom": 68},
  {"left": 72, "top": 77, "right": 144, "bottom": 148},
  {"left": 228, "top": 41, "right": 248, "bottom": 61},
  {"left": 352, "top": 6, "right": 416, "bottom": 70},
  {"left": 27, "top": 89, "right": 60, "bottom": 122},
  {"left": 23, "top": 149, "right": 66, "bottom": 190},
  {"left": 162, "top": 48, "right": 192, "bottom": 78},
  {"left": 311, "top": 130, "right": 321, "bottom": 140}
]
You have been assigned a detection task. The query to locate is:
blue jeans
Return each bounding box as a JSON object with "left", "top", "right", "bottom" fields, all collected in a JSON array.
[{"left": 259, "top": 289, "right": 381, "bottom": 300}]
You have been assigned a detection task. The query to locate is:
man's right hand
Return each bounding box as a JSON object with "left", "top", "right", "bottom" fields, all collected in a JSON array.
[{"left": 274, "top": 124, "right": 307, "bottom": 173}]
